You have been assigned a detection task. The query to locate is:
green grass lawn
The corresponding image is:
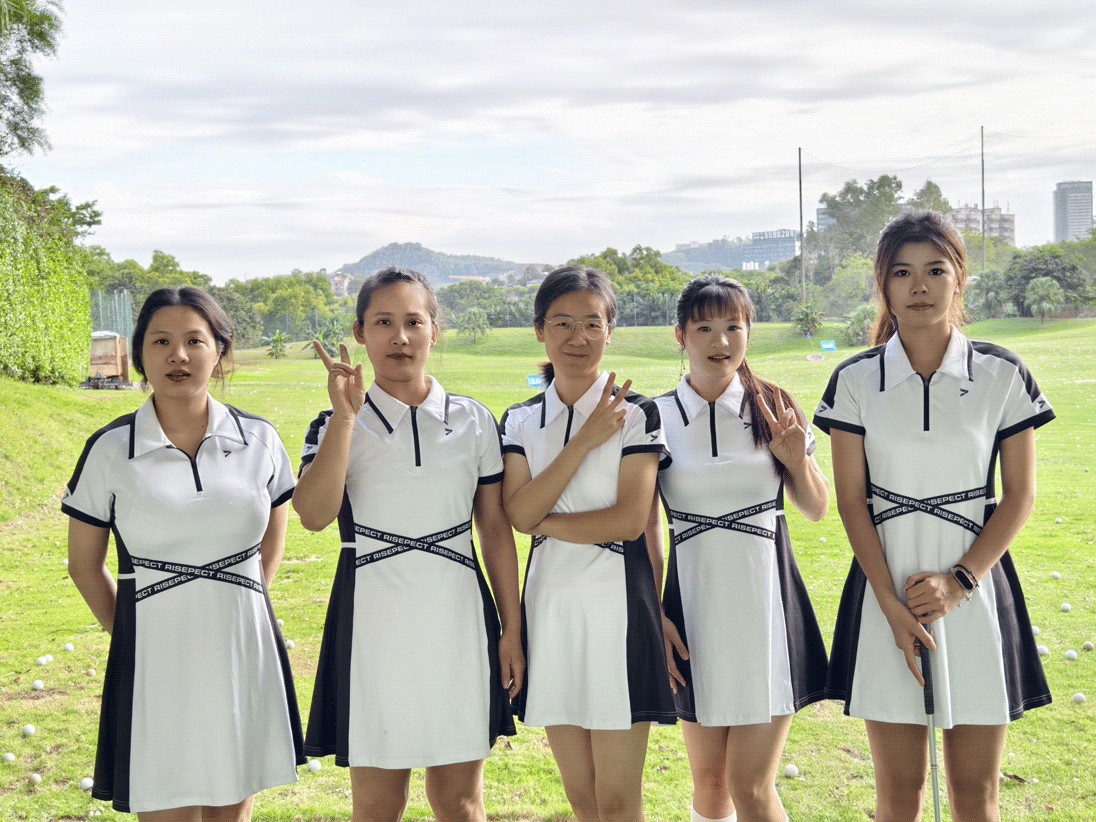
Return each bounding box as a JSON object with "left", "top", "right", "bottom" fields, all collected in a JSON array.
[{"left": 1, "top": 319, "right": 1093, "bottom": 821}]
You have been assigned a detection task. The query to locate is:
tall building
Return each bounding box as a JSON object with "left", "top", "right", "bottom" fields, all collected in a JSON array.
[
  {"left": 949, "top": 204, "right": 1016, "bottom": 245},
  {"left": 1054, "top": 181, "right": 1093, "bottom": 242},
  {"left": 743, "top": 229, "right": 798, "bottom": 269}
]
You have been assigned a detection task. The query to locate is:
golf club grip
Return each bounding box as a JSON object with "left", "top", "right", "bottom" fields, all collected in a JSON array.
[{"left": 920, "top": 643, "right": 935, "bottom": 715}]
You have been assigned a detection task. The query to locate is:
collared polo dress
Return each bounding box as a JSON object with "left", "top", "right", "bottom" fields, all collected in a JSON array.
[
  {"left": 301, "top": 378, "right": 515, "bottom": 768},
  {"left": 813, "top": 328, "right": 1054, "bottom": 728},
  {"left": 656, "top": 374, "right": 828, "bottom": 726},
  {"left": 61, "top": 396, "right": 304, "bottom": 814},
  {"left": 500, "top": 371, "right": 677, "bottom": 729}
]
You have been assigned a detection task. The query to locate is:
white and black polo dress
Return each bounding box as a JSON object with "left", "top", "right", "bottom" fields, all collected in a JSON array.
[
  {"left": 656, "top": 374, "right": 828, "bottom": 726},
  {"left": 500, "top": 371, "right": 677, "bottom": 729},
  {"left": 301, "top": 378, "right": 515, "bottom": 768},
  {"left": 62, "top": 396, "right": 305, "bottom": 814},
  {"left": 813, "top": 329, "right": 1054, "bottom": 727}
]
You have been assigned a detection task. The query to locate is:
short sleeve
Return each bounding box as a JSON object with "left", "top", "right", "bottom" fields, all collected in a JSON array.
[
  {"left": 62, "top": 425, "right": 126, "bottom": 528},
  {"left": 476, "top": 406, "right": 505, "bottom": 485},
  {"left": 813, "top": 364, "right": 865, "bottom": 436},
  {"left": 499, "top": 405, "right": 527, "bottom": 457},
  {"left": 266, "top": 431, "right": 296, "bottom": 508},
  {"left": 998, "top": 359, "right": 1055, "bottom": 440},
  {"left": 299, "top": 409, "right": 334, "bottom": 476},
  {"left": 621, "top": 392, "right": 672, "bottom": 469}
]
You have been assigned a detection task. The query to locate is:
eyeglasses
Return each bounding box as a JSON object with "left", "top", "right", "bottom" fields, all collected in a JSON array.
[{"left": 544, "top": 316, "right": 609, "bottom": 341}]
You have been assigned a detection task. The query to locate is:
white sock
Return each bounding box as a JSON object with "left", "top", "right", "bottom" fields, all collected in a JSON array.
[{"left": 690, "top": 807, "right": 736, "bottom": 822}]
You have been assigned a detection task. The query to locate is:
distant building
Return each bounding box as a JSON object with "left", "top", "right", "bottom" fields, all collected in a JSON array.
[
  {"left": 949, "top": 204, "right": 1016, "bottom": 245},
  {"left": 743, "top": 229, "right": 798, "bottom": 269},
  {"left": 329, "top": 274, "right": 352, "bottom": 297},
  {"left": 1054, "top": 181, "right": 1093, "bottom": 242},
  {"left": 815, "top": 207, "right": 836, "bottom": 232}
]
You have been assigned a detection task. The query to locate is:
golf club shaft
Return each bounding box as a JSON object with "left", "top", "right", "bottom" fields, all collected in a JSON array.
[{"left": 920, "top": 643, "right": 942, "bottom": 822}]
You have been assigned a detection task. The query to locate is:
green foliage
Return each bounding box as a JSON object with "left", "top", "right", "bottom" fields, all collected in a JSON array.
[
  {"left": 960, "top": 230, "right": 1018, "bottom": 273},
  {"left": 966, "top": 268, "right": 1008, "bottom": 320},
  {"left": 1004, "top": 246, "right": 1089, "bottom": 316},
  {"left": 0, "top": 0, "right": 61, "bottom": 156},
  {"left": 85, "top": 247, "right": 212, "bottom": 324},
  {"left": 310, "top": 317, "right": 346, "bottom": 357},
  {"left": 1025, "top": 277, "right": 1064, "bottom": 326},
  {"left": 265, "top": 329, "right": 289, "bottom": 359},
  {"left": 820, "top": 253, "right": 873, "bottom": 317},
  {"left": 455, "top": 306, "right": 489, "bottom": 342},
  {"left": 207, "top": 285, "right": 264, "bottom": 349},
  {"left": 817, "top": 175, "right": 905, "bottom": 263},
  {"left": 0, "top": 168, "right": 89, "bottom": 384},
  {"left": 792, "top": 301, "right": 824, "bottom": 338},
  {"left": 229, "top": 270, "right": 339, "bottom": 338},
  {"left": 840, "top": 303, "right": 877, "bottom": 347}
]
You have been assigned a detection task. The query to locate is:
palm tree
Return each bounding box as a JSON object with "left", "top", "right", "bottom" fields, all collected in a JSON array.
[
  {"left": 1024, "top": 277, "right": 1064, "bottom": 327},
  {"left": 456, "top": 307, "right": 489, "bottom": 343},
  {"left": 792, "top": 301, "right": 824, "bottom": 338}
]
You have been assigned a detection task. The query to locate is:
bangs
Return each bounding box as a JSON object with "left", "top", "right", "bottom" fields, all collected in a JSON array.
[{"left": 687, "top": 283, "right": 753, "bottom": 325}]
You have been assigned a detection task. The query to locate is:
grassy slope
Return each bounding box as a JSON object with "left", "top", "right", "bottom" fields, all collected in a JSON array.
[{"left": 0, "top": 319, "right": 1093, "bottom": 820}]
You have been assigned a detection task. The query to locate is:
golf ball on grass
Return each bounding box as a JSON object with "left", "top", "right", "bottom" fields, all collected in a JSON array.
[
  {"left": 307, "top": 760, "right": 322, "bottom": 772},
  {"left": 44, "top": 655, "right": 52, "bottom": 663},
  {"left": 276, "top": 618, "right": 284, "bottom": 627},
  {"left": 1083, "top": 642, "right": 1094, "bottom": 651},
  {"left": 285, "top": 640, "right": 295, "bottom": 650},
  {"left": 1032, "top": 626, "right": 1041, "bottom": 636},
  {"left": 1066, "top": 651, "right": 1078, "bottom": 660},
  {"left": 80, "top": 777, "right": 94, "bottom": 791},
  {"left": 1051, "top": 571, "right": 1061, "bottom": 580},
  {"left": 784, "top": 764, "right": 799, "bottom": 778},
  {"left": 23, "top": 725, "right": 35, "bottom": 736},
  {"left": 64, "top": 643, "right": 74, "bottom": 652},
  {"left": 2, "top": 753, "right": 14, "bottom": 763},
  {"left": 32, "top": 680, "right": 43, "bottom": 690},
  {"left": 1075, "top": 693, "right": 1087, "bottom": 704},
  {"left": 1037, "top": 645, "right": 1049, "bottom": 656},
  {"left": 28, "top": 773, "right": 41, "bottom": 785},
  {"left": 1055, "top": 518, "right": 1063, "bottom": 524},
  {"left": 36, "top": 657, "right": 47, "bottom": 665},
  {"left": 1062, "top": 603, "right": 1071, "bottom": 612}
]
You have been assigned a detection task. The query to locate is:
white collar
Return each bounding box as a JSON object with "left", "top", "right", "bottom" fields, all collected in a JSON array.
[
  {"left": 673, "top": 372, "right": 748, "bottom": 424},
  {"left": 132, "top": 395, "right": 247, "bottom": 458},
  {"left": 881, "top": 326, "right": 973, "bottom": 391},
  {"left": 541, "top": 371, "right": 611, "bottom": 428},
  {"left": 363, "top": 377, "right": 448, "bottom": 433}
]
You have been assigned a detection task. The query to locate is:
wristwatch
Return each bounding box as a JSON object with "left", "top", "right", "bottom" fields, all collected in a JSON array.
[{"left": 951, "top": 564, "right": 977, "bottom": 602}]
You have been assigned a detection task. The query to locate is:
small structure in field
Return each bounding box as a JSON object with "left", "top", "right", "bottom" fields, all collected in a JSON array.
[{"left": 82, "top": 331, "right": 133, "bottom": 389}]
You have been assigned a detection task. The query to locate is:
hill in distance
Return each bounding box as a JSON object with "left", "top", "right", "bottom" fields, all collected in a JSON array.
[{"left": 335, "top": 242, "right": 541, "bottom": 286}]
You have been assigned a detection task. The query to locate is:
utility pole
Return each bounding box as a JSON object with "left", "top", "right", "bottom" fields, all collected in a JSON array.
[
  {"left": 981, "top": 126, "right": 986, "bottom": 274},
  {"left": 799, "top": 147, "right": 806, "bottom": 301}
]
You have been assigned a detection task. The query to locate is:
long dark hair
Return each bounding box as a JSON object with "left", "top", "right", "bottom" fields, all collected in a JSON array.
[
  {"left": 533, "top": 265, "right": 618, "bottom": 384},
  {"left": 132, "top": 286, "right": 234, "bottom": 389},
  {"left": 676, "top": 275, "right": 800, "bottom": 481},
  {"left": 872, "top": 211, "right": 969, "bottom": 345}
]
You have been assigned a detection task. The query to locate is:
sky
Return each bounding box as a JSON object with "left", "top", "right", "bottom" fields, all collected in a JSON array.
[{"left": 10, "top": 1, "right": 1096, "bottom": 283}]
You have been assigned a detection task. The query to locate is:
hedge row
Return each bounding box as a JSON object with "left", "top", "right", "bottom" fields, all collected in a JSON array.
[{"left": 0, "top": 173, "right": 89, "bottom": 385}]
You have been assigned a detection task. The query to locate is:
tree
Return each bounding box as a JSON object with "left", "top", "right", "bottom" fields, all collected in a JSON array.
[
  {"left": 817, "top": 175, "right": 905, "bottom": 262},
  {"left": 265, "top": 330, "right": 290, "bottom": 359},
  {"left": 206, "top": 285, "right": 263, "bottom": 349},
  {"left": 792, "top": 302, "right": 824, "bottom": 338},
  {"left": 1003, "top": 246, "right": 1089, "bottom": 316},
  {"left": 821, "top": 254, "right": 873, "bottom": 317},
  {"left": 1024, "top": 277, "right": 1064, "bottom": 327},
  {"left": 966, "top": 268, "right": 1007, "bottom": 320},
  {"left": 0, "top": 0, "right": 61, "bottom": 156},
  {"left": 907, "top": 180, "right": 951, "bottom": 214},
  {"left": 841, "top": 303, "right": 877, "bottom": 347},
  {"left": 455, "top": 307, "right": 489, "bottom": 343}
]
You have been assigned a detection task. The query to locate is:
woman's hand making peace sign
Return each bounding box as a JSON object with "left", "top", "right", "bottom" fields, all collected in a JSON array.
[
  {"left": 758, "top": 389, "right": 808, "bottom": 469},
  {"left": 314, "top": 341, "right": 366, "bottom": 419}
]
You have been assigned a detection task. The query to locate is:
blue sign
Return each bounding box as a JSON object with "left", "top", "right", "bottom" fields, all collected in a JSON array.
[
  {"left": 527, "top": 374, "right": 546, "bottom": 389},
  {"left": 820, "top": 340, "right": 837, "bottom": 352}
]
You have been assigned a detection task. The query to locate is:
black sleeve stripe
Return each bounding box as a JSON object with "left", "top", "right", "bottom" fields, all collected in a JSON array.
[
  {"left": 624, "top": 390, "right": 662, "bottom": 434},
  {"left": 971, "top": 340, "right": 1042, "bottom": 403},
  {"left": 66, "top": 413, "right": 135, "bottom": 495},
  {"left": 812, "top": 415, "right": 866, "bottom": 437},
  {"left": 271, "top": 487, "right": 294, "bottom": 508},
  {"left": 818, "top": 346, "right": 883, "bottom": 410},
  {"left": 478, "top": 471, "right": 505, "bottom": 486},
  {"left": 501, "top": 444, "right": 526, "bottom": 456},
  {"left": 999, "top": 409, "right": 1056, "bottom": 442},
  {"left": 61, "top": 503, "right": 110, "bottom": 529},
  {"left": 622, "top": 444, "right": 666, "bottom": 457}
]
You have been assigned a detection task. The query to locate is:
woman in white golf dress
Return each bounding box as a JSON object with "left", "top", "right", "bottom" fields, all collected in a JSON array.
[
  {"left": 653, "top": 275, "right": 830, "bottom": 822},
  {"left": 501, "top": 265, "right": 676, "bottom": 822},
  {"left": 813, "top": 212, "right": 1053, "bottom": 822},
  {"left": 293, "top": 266, "right": 523, "bottom": 822},
  {"left": 65, "top": 287, "right": 304, "bottom": 820}
]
